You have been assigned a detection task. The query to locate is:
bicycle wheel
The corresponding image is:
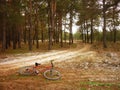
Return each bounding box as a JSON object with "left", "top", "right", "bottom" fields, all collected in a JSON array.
[
  {"left": 18, "top": 66, "right": 36, "bottom": 75},
  {"left": 43, "top": 69, "right": 61, "bottom": 80}
]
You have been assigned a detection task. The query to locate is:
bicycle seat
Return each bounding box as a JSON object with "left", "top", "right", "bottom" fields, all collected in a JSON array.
[{"left": 35, "top": 62, "right": 41, "bottom": 66}]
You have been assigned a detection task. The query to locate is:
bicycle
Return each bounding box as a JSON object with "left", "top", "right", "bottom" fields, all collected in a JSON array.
[{"left": 18, "top": 60, "right": 61, "bottom": 80}]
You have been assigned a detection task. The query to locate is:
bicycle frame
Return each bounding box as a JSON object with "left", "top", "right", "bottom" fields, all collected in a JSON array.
[
  {"left": 34, "top": 60, "right": 54, "bottom": 73},
  {"left": 18, "top": 60, "right": 61, "bottom": 80}
]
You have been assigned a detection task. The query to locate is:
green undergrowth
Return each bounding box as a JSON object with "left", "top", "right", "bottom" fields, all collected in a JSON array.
[
  {"left": 0, "top": 42, "right": 77, "bottom": 55},
  {"left": 79, "top": 81, "right": 120, "bottom": 87}
]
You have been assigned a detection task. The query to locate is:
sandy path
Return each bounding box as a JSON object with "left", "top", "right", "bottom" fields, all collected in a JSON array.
[{"left": 0, "top": 45, "right": 95, "bottom": 71}]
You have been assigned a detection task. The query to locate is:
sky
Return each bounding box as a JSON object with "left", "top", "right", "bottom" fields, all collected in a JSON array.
[{"left": 72, "top": 24, "right": 79, "bottom": 34}]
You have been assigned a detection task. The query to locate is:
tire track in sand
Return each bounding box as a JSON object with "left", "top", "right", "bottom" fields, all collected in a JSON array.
[{"left": 0, "top": 45, "right": 95, "bottom": 71}]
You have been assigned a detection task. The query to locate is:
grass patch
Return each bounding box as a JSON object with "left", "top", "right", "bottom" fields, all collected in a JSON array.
[
  {"left": 79, "top": 81, "right": 118, "bottom": 87},
  {"left": 5, "top": 48, "right": 29, "bottom": 54},
  {"left": 0, "top": 42, "right": 77, "bottom": 55},
  {"left": 0, "top": 72, "right": 120, "bottom": 90}
]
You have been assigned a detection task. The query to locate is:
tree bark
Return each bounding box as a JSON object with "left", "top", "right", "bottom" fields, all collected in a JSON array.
[
  {"left": 48, "top": 0, "right": 56, "bottom": 50},
  {"left": 83, "top": 20, "right": 86, "bottom": 43},
  {"left": 86, "top": 21, "right": 89, "bottom": 43},
  {"left": 40, "top": 21, "right": 44, "bottom": 43},
  {"left": 113, "top": 7, "right": 116, "bottom": 43},
  {"left": 69, "top": 10, "right": 73, "bottom": 45},
  {"left": 103, "top": 0, "right": 107, "bottom": 48},
  {"left": 90, "top": 18, "right": 93, "bottom": 44},
  {"left": 18, "top": 25, "right": 21, "bottom": 48},
  {"left": 12, "top": 26, "right": 17, "bottom": 49},
  {"left": 48, "top": 0, "right": 52, "bottom": 50},
  {"left": 24, "top": 12, "right": 27, "bottom": 44},
  {"left": 28, "top": 0, "right": 32, "bottom": 50},
  {"left": 1, "top": 1, "right": 6, "bottom": 52},
  {"left": 80, "top": 24, "right": 84, "bottom": 42},
  {"left": 58, "top": 14, "right": 63, "bottom": 47},
  {"left": 64, "top": 19, "right": 67, "bottom": 44},
  {"left": 2, "top": 18, "right": 6, "bottom": 52},
  {"left": 35, "top": 7, "right": 39, "bottom": 48}
]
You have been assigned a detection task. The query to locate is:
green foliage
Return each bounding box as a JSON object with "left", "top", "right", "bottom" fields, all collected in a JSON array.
[
  {"left": 116, "top": 30, "right": 120, "bottom": 41},
  {"left": 73, "top": 31, "right": 81, "bottom": 40},
  {"left": 0, "top": 0, "right": 120, "bottom": 51},
  {"left": 79, "top": 81, "right": 118, "bottom": 87},
  {"left": 94, "top": 30, "right": 103, "bottom": 41},
  {"left": 62, "top": 32, "right": 70, "bottom": 40},
  {"left": 106, "top": 30, "right": 120, "bottom": 41}
]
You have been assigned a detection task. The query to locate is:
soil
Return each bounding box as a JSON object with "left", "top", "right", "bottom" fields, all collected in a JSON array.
[{"left": 0, "top": 42, "right": 120, "bottom": 90}]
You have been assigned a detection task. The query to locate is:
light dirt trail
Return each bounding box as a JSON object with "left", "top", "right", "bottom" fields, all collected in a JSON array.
[{"left": 0, "top": 45, "right": 95, "bottom": 71}]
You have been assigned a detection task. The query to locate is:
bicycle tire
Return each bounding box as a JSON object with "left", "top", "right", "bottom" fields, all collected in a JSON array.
[
  {"left": 43, "top": 69, "right": 61, "bottom": 80},
  {"left": 18, "top": 66, "right": 36, "bottom": 75}
]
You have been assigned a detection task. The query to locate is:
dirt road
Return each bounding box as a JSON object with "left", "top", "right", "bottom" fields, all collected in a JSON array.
[{"left": 0, "top": 45, "right": 95, "bottom": 71}]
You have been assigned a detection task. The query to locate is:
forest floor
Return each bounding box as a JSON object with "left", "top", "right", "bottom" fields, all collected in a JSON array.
[{"left": 0, "top": 41, "right": 120, "bottom": 90}]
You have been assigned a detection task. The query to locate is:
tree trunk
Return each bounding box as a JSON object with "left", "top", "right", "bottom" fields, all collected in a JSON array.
[
  {"left": 48, "top": 0, "right": 56, "bottom": 50},
  {"left": 40, "top": 21, "right": 44, "bottom": 43},
  {"left": 113, "top": 28, "right": 116, "bottom": 43},
  {"left": 85, "top": 34, "right": 87, "bottom": 43},
  {"left": 56, "top": 15, "right": 59, "bottom": 43},
  {"left": 87, "top": 29, "right": 89, "bottom": 43},
  {"left": 2, "top": 18, "right": 6, "bottom": 52},
  {"left": 7, "top": 27, "right": 11, "bottom": 48},
  {"left": 24, "top": 12, "right": 27, "bottom": 44},
  {"left": 80, "top": 24, "right": 84, "bottom": 42},
  {"left": 18, "top": 25, "right": 21, "bottom": 48},
  {"left": 59, "top": 14, "right": 63, "bottom": 47},
  {"left": 103, "top": 0, "right": 107, "bottom": 48},
  {"left": 35, "top": 10, "right": 39, "bottom": 48},
  {"left": 86, "top": 21, "right": 89, "bottom": 43},
  {"left": 5, "top": 23, "right": 8, "bottom": 49},
  {"left": 36, "top": 26, "right": 39, "bottom": 48},
  {"left": 113, "top": 7, "right": 116, "bottom": 43},
  {"left": 69, "top": 10, "right": 73, "bottom": 45},
  {"left": 110, "top": 30, "right": 113, "bottom": 41},
  {"left": 83, "top": 20, "right": 86, "bottom": 43},
  {"left": 28, "top": 0, "right": 32, "bottom": 50},
  {"left": 64, "top": 19, "right": 67, "bottom": 44},
  {"left": 90, "top": 18, "right": 93, "bottom": 44},
  {"left": 12, "top": 26, "right": 17, "bottom": 49},
  {"left": 2, "top": 1, "right": 6, "bottom": 52},
  {"left": 23, "top": 29, "right": 27, "bottom": 44},
  {"left": 48, "top": 0, "right": 52, "bottom": 50},
  {"left": 41, "top": 29, "right": 44, "bottom": 43}
]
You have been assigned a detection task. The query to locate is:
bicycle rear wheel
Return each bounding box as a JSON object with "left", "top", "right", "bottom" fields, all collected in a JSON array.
[
  {"left": 18, "top": 66, "right": 36, "bottom": 75},
  {"left": 43, "top": 69, "right": 61, "bottom": 80}
]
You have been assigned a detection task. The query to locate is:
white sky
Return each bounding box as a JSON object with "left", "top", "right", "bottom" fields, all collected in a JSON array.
[{"left": 72, "top": 24, "right": 79, "bottom": 34}]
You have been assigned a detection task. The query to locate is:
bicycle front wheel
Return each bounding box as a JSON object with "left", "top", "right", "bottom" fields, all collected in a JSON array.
[
  {"left": 18, "top": 66, "right": 35, "bottom": 75},
  {"left": 43, "top": 69, "right": 61, "bottom": 80}
]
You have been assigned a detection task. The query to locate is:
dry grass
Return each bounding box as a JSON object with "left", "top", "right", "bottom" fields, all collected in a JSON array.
[
  {"left": 0, "top": 42, "right": 77, "bottom": 59},
  {"left": 91, "top": 41, "right": 120, "bottom": 52},
  {"left": 0, "top": 66, "right": 119, "bottom": 90},
  {"left": 0, "top": 41, "right": 120, "bottom": 90}
]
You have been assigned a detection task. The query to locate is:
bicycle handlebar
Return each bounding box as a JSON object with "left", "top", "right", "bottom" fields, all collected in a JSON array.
[{"left": 35, "top": 60, "right": 54, "bottom": 68}]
